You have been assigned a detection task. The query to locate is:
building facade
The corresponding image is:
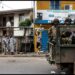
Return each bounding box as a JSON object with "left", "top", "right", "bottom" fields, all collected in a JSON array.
[
  {"left": 34, "top": 1, "right": 75, "bottom": 74},
  {"left": 0, "top": 8, "right": 34, "bottom": 53},
  {"left": 0, "top": 8, "right": 33, "bottom": 36},
  {"left": 34, "top": 1, "right": 75, "bottom": 52},
  {"left": 36, "top": 1, "right": 75, "bottom": 10}
]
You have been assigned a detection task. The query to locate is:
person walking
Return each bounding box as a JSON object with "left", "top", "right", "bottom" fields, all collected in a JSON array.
[{"left": 36, "top": 31, "right": 41, "bottom": 54}]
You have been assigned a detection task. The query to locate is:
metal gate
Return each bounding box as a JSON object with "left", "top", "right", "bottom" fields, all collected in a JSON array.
[{"left": 0, "top": 27, "right": 34, "bottom": 55}]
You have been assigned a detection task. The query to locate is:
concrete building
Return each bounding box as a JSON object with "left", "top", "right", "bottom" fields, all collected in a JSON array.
[
  {"left": 0, "top": 8, "right": 34, "bottom": 53},
  {"left": 0, "top": 8, "right": 33, "bottom": 36}
]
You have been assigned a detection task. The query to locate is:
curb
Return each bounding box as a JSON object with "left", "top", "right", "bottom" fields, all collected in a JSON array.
[{"left": 0, "top": 54, "right": 46, "bottom": 57}]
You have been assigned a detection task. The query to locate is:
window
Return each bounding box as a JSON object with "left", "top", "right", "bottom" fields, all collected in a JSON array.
[
  {"left": 37, "top": 13, "right": 42, "bottom": 20},
  {"left": 50, "top": 0, "right": 60, "bottom": 10},
  {"left": 0, "top": 17, "right": 2, "bottom": 26},
  {"left": 50, "top": 1, "right": 55, "bottom": 9},
  {"left": 3, "top": 17, "right": 6, "bottom": 26},
  {"left": 55, "top": 1, "right": 60, "bottom": 9},
  {"left": 64, "top": 5, "right": 72, "bottom": 10}
]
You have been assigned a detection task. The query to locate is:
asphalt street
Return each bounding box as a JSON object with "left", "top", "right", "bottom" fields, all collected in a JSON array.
[{"left": 0, "top": 57, "right": 57, "bottom": 74}]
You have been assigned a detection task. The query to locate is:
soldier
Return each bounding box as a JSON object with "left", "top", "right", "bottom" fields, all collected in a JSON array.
[
  {"left": 48, "top": 18, "right": 59, "bottom": 45},
  {"left": 48, "top": 25, "right": 57, "bottom": 44}
]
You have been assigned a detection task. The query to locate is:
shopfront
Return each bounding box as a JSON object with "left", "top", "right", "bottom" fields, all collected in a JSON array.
[
  {"left": 34, "top": 24, "right": 52, "bottom": 53},
  {"left": 34, "top": 10, "right": 75, "bottom": 53}
]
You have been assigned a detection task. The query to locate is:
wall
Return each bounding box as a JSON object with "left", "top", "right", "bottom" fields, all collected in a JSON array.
[
  {"left": 37, "top": 1, "right": 50, "bottom": 10},
  {"left": 60, "top": 1, "right": 75, "bottom": 10},
  {"left": 14, "top": 11, "right": 31, "bottom": 36},
  {"left": 36, "top": 1, "right": 75, "bottom": 10},
  {"left": 14, "top": 14, "right": 19, "bottom": 27},
  {"left": 13, "top": 13, "right": 24, "bottom": 36}
]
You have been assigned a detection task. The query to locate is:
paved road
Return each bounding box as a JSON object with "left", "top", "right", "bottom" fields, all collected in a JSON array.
[{"left": 0, "top": 57, "right": 57, "bottom": 74}]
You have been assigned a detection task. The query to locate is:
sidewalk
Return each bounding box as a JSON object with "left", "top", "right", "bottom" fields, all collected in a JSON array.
[{"left": 0, "top": 52, "right": 46, "bottom": 57}]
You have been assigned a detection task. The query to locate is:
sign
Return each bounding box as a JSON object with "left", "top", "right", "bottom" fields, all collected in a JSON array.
[
  {"left": 37, "top": 10, "right": 69, "bottom": 21},
  {"left": 14, "top": 29, "right": 24, "bottom": 36},
  {"left": 35, "top": 10, "right": 75, "bottom": 24}
]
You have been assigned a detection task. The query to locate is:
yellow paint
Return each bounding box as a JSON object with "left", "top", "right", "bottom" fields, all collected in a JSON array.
[
  {"left": 37, "top": 1, "right": 50, "bottom": 10},
  {"left": 34, "top": 32, "right": 38, "bottom": 52},
  {"left": 34, "top": 1, "right": 75, "bottom": 52},
  {"left": 34, "top": 24, "right": 52, "bottom": 52},
  {"left": 34, "top": 25, "right": 41, "bottom": 52},
  {"left": 36, "top": 1, "right": 75, "bottom": 10},
  {"left": 60, "top": 1, "right": 75, "bottom": 10}
]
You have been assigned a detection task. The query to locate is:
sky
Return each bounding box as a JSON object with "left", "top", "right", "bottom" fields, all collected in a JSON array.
[{"left": 0, "top": 1, "right": 33, "bottom": 11}]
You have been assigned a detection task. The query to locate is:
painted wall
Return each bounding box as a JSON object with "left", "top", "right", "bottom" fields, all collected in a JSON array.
[
  {"left": 36, "top": 1, "right": 75, "bottom": 10},
  {"left": 37, "top": 1, "right": 50, "bottom": 10},
  {"left": 36, "top": 10, "right": 75, "bottom": 24},
  {"left": 35, "top": 1, "right": 75, "bottom": 24},
  {"left": 14, "top": 13, "right": 24, "bottom": 36},
  {"left": 35, "top": 0, "right": 75, "bottom": 51},
  {"left": 14, "top": 12, "right": 32, "bottom": 36},
  {"left": 60, "top": 1, "right": 75, "bottom": 10},
  {"left": 14, "top": 14, "right": 19, "bottom": 27}
]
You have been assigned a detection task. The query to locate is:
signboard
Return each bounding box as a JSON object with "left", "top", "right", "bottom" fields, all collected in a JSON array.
[
  {"left": 37, "top": 10, "right": 69, "bottom": 21},
  {"left": 14, "top": 28, "right": 24, "bottom": 36},
  {"left": 35, "top": 10, "right": 75, "bottom": 23}
]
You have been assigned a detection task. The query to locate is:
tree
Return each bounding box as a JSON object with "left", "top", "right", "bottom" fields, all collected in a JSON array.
[{"left": 19, "top": 19, "right": 31, "bottom": 27}]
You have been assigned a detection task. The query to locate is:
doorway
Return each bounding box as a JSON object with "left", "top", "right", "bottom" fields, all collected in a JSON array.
[
  {"left": 9, "top": 16, "right": 14, "bottom": 26},
  {"left": 41, "top": 30, "right": 48, "bottom": 52},
  {"left": 3, "top": 30, "right": 7, "bottom": 36},
  {"left": 3, "top": 17, "right": 6, "bottom": 27}
]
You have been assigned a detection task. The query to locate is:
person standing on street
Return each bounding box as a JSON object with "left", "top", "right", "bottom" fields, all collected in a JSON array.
[
  {"left": 37, "top": 31, "right": 41, "bottom": 54},
  {"left": 9, "top": 34, "right": 16, "bottom": 55},
  {"left": 2, "top": 34, "right": 9, "bottom": 55}
]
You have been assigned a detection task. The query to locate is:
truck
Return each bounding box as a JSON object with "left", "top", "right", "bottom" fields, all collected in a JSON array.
[{"left": 46, "top": 18, "right": 75, "bottom": 74}]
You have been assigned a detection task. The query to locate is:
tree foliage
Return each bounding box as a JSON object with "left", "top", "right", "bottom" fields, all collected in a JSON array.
[{"left": 19, "top": 19, "right": 31, "bottom": 27}]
